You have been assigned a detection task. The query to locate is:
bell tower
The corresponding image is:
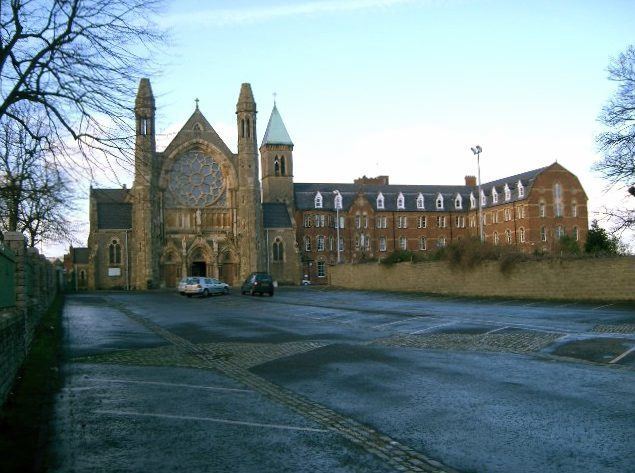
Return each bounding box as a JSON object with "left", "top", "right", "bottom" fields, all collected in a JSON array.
[
  {"left": 260, "top": 103, "right": 295, "bottom": 208},
  {"left": 132, "top": 78, "right": 160, "bottom": 289},
  {"left": 236, "top": 83, "right": 265, "bottom": 278}
]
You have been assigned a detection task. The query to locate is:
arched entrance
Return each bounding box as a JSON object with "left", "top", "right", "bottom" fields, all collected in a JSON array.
[
  {"left": 218, "top": 249, "right": 238, "bottom": 285},
  {"left": 190, "top": 247, "right": 207, "bottom": 277}
]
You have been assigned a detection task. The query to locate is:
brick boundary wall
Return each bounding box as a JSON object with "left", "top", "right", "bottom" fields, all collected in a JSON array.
[
  {"left": 330, "top": 256, "right": 635, "bottom": 302},
  {"left": 0, "top": 232, "right": 59, "bottom": 406}
]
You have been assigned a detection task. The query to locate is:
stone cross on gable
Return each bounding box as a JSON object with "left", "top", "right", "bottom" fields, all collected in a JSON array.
[{"left": 195, "top": 98, "right": 199, "bottom": 109}]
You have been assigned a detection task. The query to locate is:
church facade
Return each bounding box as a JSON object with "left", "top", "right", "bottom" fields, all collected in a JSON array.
[{"left": 78, "top": 79, "right": 588, "bottom": 290}]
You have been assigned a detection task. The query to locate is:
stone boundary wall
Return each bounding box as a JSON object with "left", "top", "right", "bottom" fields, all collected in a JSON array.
[
  {"left": 0, "top": 232, "right": 59, "bottom": 406},
  {"left": 330, "top": 256, "right": 635, "bottom": 302}
]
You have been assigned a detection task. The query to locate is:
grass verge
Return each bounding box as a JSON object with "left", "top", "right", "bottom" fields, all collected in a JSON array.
[{"left": 0, "top": 295, "right": 64, "bottom": 473}]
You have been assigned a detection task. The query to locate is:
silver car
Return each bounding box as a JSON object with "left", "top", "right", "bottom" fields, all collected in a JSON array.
[{"left": 184, "top": 277, "right": 230, "bottom": 297}]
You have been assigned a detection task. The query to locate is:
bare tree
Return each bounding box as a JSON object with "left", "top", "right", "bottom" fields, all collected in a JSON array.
[
  {"left": 0, "top": 0, "right": 164, "bottom": 176},
  {"left": 595, "top": 45, "right": 635, "bottom": 232}
]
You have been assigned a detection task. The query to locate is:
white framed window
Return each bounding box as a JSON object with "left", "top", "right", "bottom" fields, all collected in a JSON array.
[
  {"left": 504, "top": 184, "right": 511, "bottom": 201},
  {"left": 573, "top": 226, "right": 579, "bottom": 241},
  {"left": 540, "top": 226, "right": 547, "bottom": 242},
  {"left": 314, "top": 191, "right": 323, "bottom": 208},
  {"left": 417, "top": 216, "right": 426, "bottom": 228},
  {"left": 329, "top": 235, "right": 334, "bottom": 251},
  {"left": 317, "top": 235, "right": 325, "bottom": 251},
  {"left": 519, "top": 227, "right": 526, "bottom": 243},
  {"left": 505, "top": 229, "right": 512, "bottom": 244},
  {"left": 572, "top": 201, "right": 577, "bottom": 218},
  {"left": 436, "top": 216, "right": 446, "bottom": 228},
  {"left": 492, "top": 187, "right": 499, "bottom": 204},
  {"left": 455, "top": 216, "right": 465, "bottom": 228},
  {"left": 379, "top": 236, "right": 387, "bottom": 252},
  {"left": 556, "top": 225, "right": 564, "bottom": 239},
  {"left": 493, "top": 232, "right": 499, "bottom": 245},
  {"left": 339, "top": 216, "right": 345, "bottom": 229},
  {"left": 454, "top": 193, "right": 462, "bottom": 209},
  {"left": 334, "top": 193, "right": 343, "bottom": 210},
  {"left": 317, "top": 261, "right": 326, "bottom": 278},
  {"left": 314, "top": 214, "right": 325, "bottom": 227},
  {"left": 399, "top": 236, "right": 407, "bottom": 250},
  {"left": 437, "top": 237, "right": 446, "bottom": 248},
  {"left": 397, "top": 192, "right": 405, "bottom": 210},
  {"left": 435, "top": 193, "right": 444, "bottom": 209},
  {"left": 355, "top": 215, "right": 361, "bottom": 228},
  {"left": 517, "top": 180, "right": 525, "bottom": 198},
  {"left": 416, "top": 193, "right": 424, "bottom": 209},
  {"left": 364, "top": 235, "right": 371, "bottom": 250},
  {"left": 554, "top": 183, "right": 563, "bottom": 217},
  {"left": 504, "top": 208, "right": 511, "bottom": 221},
  {"left": 481, "top": 190, "right": 487, "bottom": 206},
  {"left": 469, "top": 216, "right": 476, "bottom": 228},
  {"left": 376, "top": 192, "right": 385, "bottom": 209},
  {"left": 354, "top": 234, "right": 360, "bottom": 249},
  {"left": 339, "top": 237, "right": 344, "bottom": 251},
  {"left": 398, "top": 216, "right": 407, "bottom": 228},
  {"left": 303, "top": 214, "right": 312, "bottom": 227},
  {"left": 304, "top": 236, "right": 312, "bottom": 251},
  {"left": 419, "top": 236, "right": 427, "bottom": 251},
  {"left": 363, "top": 215, "right": 368, "bottom": 228},
  {"left": 539, "top": 201, "right": 546, "bottom": 218},
  {"left": 470, "top": 192, "right": 476, "bottom": 209}
]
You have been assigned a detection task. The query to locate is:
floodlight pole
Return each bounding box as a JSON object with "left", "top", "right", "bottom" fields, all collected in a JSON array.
[
  {"left": 333, "top": 190, "right": 341, "bottom": 263},
  {"left": 472, "top": 146, "right": 484, "bottom": 242}
]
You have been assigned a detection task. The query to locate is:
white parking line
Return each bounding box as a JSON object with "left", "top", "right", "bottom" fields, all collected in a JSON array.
[
  {"left": 483, "top": 326, "right": 509, "bottom": 335},
  {"left": 592, "top": 303, "right": 615, "bottom": 311},
  {"left": 372, "top": 316, "right": 427, "bottom": 329},
  {"left": 609, "top": 346, "right": 635, "bottom": 364},
  {"left": 94, "top": 410, "right": 328, "bottom": 432},
  {"left": 89, "top": 378, "right": 252, "bottom": 393}
]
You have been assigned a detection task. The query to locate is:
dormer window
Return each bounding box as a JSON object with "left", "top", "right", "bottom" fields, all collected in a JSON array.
[
  {"left": 397, "top": 192, "right": 405, "bottom": 210},
  {"left": 416, "top": 193, "right": 424, "bottom": 209},
  {"left": 454, "top": 193, "right": 462, "bottom": 209},
  {"left": 481, "top": 190, "right": 487, "bottom": 206},
  {"left": 470, "top": 192, "right": 476, "bottom": 209},
  {"left": 436, "top": 193, "right": 444, "bottom": 209},
  {"left": 377, "top": 192, "right": 385, "bottom": 209},
  {"left": 492, "top": 187, "right": 499, "bottom": 204},
  {"left": 314, "top": 191, "right": 323, "bottom": 209},
  {"left": 517, "top": 180, "right": 525, "bottom": 198},
  {"left": 504, "top": 184, "right": 511, "bottom": 201},
  {"left": 334, "top": 192, "right": 342, "bottom": 210}
]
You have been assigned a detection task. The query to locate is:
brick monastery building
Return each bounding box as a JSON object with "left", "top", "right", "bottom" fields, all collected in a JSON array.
[{"left": 68, "top": 79, "right": 589, "bottom": 289}]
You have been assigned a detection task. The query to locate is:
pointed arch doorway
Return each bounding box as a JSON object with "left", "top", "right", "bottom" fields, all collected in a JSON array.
[{"left": 190, "top": 247, "right": 207, "bottom": 277}]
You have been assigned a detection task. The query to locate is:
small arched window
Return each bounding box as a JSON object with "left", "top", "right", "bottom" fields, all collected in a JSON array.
[
  {"left": 273, "top": 239, "right": 283, "bottom": 262},
  {"left": 572, "top": 201, "right": 577, "bottom": 218},
  {"left": 504, "top": 184, "right": 511, "bottom": 201},
  {"left": 416, "top": 193, "right": 424, "bottom": 209},
  {"left": 304, "top": 236, "right": 312, "bottom": 252},
  {"left": 492, "top": 187, "right": 499, "bottom": 204},
  {"left": 376, "top": 192, "right": 385, "bottom": 209},
  {"left": 470, "top": 192, "right": 476, "bottom": 209},
  {"left": 554, "top": 182, "right": 563, "bottom": 217},
  {"left": 505, "top": 229, "right": 512, "bottom": 244},
  {"left": 241, "top": 119, "right": 245, "bottom": 138},
  {"left": 436, "top": 193, "right": 444, "bottom": 210},
  {"left": 539, "top": 201, "right": 546, "bottom": 218},
  {"left": 274, "top": 156, "right": 280, "bottom": 176},
  {"left": 280, "top": 156, "right": 286, "bottom": 176},
  {"left": 481, "top": 190, "right": 487, "bottom": 206},
  {"left": 314, "top": 191, "right": 323, "bottom": 209},
  {"left": 246, "top": 118, "right": 251, "bottom": 138},
  {"left": 573, "top": 226, "right": 579, "bottom": 241},
  {"left": 493, "top": 232, "right": 499, "bottom": 245},
  {"left": 397, "top": 192, "right": 405, "bottom": 210},
  {"left": 517, "top": 180, "right": 525, "bottom": 198},
  {"left": 454, "top": 193, "right": 462, "bottom": 209},
  {"left": 109, "top": 239, "right": 121, "bottom": 265},
  {"left": 519, "top": 227, "right": 526, "bottom": 243}
]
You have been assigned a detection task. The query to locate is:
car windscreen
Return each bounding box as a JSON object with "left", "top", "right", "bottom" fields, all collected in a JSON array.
[{"left": 186, "top": 277, "right": 199, "bottom": 284}]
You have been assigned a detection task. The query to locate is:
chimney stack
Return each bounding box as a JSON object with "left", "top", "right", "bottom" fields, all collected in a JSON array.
[{"left": 465, "top": 175, "right": 477, "bottom": 187}]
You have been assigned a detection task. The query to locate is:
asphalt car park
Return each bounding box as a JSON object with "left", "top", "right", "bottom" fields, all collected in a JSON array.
[{"left": 47, "top": 288, "right": 635, "bottom": 472}]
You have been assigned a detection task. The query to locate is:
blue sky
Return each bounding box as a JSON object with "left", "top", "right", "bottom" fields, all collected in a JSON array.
[{"left": 49, "top": 0, "right": 635, "bottom": 255}]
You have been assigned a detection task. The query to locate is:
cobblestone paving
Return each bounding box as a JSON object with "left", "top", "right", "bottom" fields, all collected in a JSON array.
[
  {"left": 103, "top": 298, "right": 455, "bottom": 473},
  {"left": 372, "top": 329, "right": 563, "bottom": 354},
  {"left": 592, "top": 324, "right": 635, "bottom": 334},
  {"left": 74, "top": 341, "right": 328, "bottom": 370}
]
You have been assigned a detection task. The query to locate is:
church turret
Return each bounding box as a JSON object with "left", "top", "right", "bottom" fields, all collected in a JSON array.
[
  {"left": 235, "top": 83, "right": 265, "bottom": 277},
  {"left": 132, "top": 78, "right": 159, "bottom": 289},
  {"left": 260, "top": 103, "right": 294, "bottom": 207}
]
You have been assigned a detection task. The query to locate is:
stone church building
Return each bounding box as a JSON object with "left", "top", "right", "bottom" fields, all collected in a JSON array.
[{"left": 76, "top": 79, "right": 588, "bottom": 290}]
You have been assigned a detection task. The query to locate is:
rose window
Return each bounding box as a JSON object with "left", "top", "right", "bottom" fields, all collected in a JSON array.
[{"left": 165, "top": 151, "right": 225, "bottom": 207}]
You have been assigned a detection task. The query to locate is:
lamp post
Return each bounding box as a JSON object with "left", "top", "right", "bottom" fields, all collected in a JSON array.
[
  {"left": 333, "top": 190, "right": 341, "bottom": 263},
  {"left": 470, "top": 145, "right": 484, "bottom": 242}
]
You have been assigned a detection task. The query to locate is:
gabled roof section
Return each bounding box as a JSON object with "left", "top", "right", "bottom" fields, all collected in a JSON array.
[
  {"left": 162, "top": 107, "right": 234, "bottom": 158},
  {"left": 97, "top": 203, "right": 132, "bottom": 229},
  {"left": 263, "top": 203, "right": 292, "bottom": 228},
  {"left": 262, "top": 104, "right": 293, "bottom": 147},
  {"left": 91, "top": 188, "right": 130, "bottom": 203}
]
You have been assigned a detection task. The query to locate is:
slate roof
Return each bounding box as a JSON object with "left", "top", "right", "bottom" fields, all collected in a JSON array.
[
  {"left": 263, "top": 203, "right": 292, "bottom": 228},
  {"left": 92, "top": 188, "right": 132, "bottom": 229},
  {"left": 294, "top": 166, "right": 546, "bottom": 212},
  {"left": 261, "top": 104, "right": 293, "bottom": 146},
  {"left": 72, "top": 247, "right": 89, "bottom": 264}
]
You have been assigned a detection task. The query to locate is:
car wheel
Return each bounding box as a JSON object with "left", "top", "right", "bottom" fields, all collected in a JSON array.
[{"left": 202, "top": 289, "right": 209, "bottom": 298}]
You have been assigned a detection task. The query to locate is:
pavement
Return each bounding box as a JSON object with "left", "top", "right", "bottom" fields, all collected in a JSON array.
[{"left": 46, "top": 288, "right": 635, "bottom": 472}]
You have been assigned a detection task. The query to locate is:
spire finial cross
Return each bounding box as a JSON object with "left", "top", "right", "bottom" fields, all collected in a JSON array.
[
  {"left": 273, "top": 92, "right": 277, "bottom": 106},
  {"left": 195, "top": 98, "right": 199, "bottom": 109}
]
